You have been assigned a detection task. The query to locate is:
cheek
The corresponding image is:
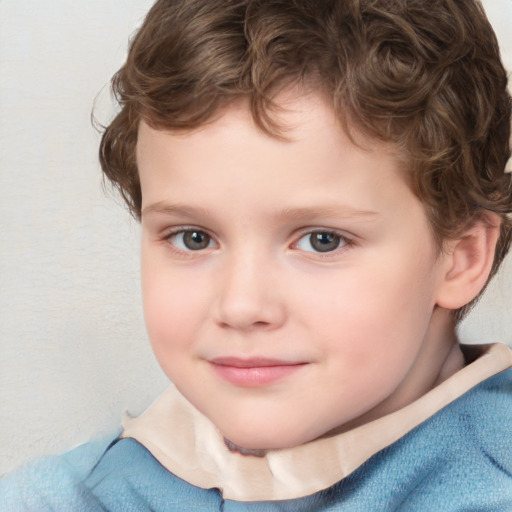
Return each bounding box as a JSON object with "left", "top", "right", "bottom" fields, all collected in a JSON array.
[
  {"left": 141, "top": 257, "right": 206, "bottom": 358},
  {"left": 305, "top": 257, "right": 437, "bottom": 360}
]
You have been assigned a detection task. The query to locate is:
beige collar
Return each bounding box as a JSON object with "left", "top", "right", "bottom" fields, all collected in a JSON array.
[{"left": 121, "top": 343, "right": 512, "bottom": 502}]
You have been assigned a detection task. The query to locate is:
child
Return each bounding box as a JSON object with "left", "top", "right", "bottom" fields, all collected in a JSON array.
[{"left": 2, "top": 0, "right": 512, "bottom": 510}]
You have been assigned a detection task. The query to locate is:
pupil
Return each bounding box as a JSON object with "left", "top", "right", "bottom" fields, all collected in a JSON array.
[
  {"left": 184, "top": 231, "right": 210, "bottom": 250},
  {"left": 310, "top": 232, "right": 340, "bottom": 252}
]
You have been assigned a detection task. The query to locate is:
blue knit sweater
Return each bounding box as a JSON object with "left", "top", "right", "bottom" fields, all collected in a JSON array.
[{"left": 2, "top": 367, "right": 511, "bottom": 511}]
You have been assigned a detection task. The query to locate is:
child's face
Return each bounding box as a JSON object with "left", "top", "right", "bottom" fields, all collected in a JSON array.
[{"left": 137, "top": 92, "right": 453, "bottom": 450}]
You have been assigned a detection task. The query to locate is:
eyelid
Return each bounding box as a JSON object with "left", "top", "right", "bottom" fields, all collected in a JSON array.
[{"left": 162, "top": 224, "right": 213, "bottom": 237}]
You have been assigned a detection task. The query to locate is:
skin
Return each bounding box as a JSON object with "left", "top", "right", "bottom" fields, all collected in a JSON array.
[{"left": 137, "top": 92, "right": 465, "bottom": 451}]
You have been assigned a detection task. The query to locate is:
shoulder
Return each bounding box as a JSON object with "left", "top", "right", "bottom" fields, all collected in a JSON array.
[
  {"left": 0, "top": 434, "right": 222, "bottom": 511},
  {"left": 444, "top": 346, "right": 512, "bottom": 479},
  {"left": 0, "top": 433, "right": 118, "bottom": 511},
  {"left": 364, "top": 368, "right": 512, "bottom": 511},
  {"left": 82, "top": 437, "right": 222, "bottom": 510},
  {"left": 443, "top": 366, "right": 512, "bottom": 462}
]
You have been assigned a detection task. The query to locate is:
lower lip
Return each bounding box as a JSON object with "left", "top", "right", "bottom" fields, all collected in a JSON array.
[{"left": 210, "top": 363, "right": 306, "bottom": 387}]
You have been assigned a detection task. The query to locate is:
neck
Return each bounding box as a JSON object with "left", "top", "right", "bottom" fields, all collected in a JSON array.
[
  {"left": 432, "top": 310, "right": 466, "bottom": 386},
  {"left": 223, "top": 437, "right": 268, "bottom": 457}
]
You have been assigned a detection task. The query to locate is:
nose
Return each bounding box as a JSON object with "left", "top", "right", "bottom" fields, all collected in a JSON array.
[{"left": 214, "top": 250, "right": 286, "bottom": 331}]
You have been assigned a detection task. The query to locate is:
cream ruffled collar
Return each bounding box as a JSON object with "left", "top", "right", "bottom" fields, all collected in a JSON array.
[{"left": 121, "top": 343, "right": 512, "bottom": 502}]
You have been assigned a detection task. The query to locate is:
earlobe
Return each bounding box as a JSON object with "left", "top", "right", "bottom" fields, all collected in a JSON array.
[{"left": 435, "top": 215, "right": 500, "bottom": 310}]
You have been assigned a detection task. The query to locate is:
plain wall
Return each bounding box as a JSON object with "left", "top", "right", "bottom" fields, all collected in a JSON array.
[{"left": 1, "top": 0, "right": 511, "bottom": 474}]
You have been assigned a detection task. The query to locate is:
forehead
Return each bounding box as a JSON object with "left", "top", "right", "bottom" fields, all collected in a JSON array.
[
  {"left": 137, "top": 91, "right": 402, "bottom": 169},
  {"left": 136, "top": 91, "right": 413, "bottom": 219}
]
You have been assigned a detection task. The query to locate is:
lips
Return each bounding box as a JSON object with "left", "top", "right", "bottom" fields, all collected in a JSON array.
[{"left": 209, "top": 357, "right": 307, "bottom": 387}]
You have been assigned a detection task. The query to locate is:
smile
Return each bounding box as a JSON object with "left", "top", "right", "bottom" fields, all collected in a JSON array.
[{"left": 208, "top": 358, "right": 307, "bottom": 387}]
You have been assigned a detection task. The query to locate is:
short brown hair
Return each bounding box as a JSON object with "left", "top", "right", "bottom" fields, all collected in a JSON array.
[{"left": 99, "top": 0, "right": 512, "bottom": 320}]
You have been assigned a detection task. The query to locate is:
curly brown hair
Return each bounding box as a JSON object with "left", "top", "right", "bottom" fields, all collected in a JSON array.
[{"left": 99, "top": 0, "right": 512, "bottom": 320}]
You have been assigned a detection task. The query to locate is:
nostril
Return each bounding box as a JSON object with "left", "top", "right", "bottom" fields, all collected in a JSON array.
[
  {"left": 218, "top": 319, "right": 271, "bottom": 330},
  {"left": 252, "top": 320, "right": 272, "bottom": 329}
]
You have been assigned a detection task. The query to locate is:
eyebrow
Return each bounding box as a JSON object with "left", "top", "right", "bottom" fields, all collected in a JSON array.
[
  {"left": 142, "top": 202, "right": 380, "bottom": 222},
  {"left": 273, "top": 206, "right": 379, "bottom": 222},
  {"left": 142, "top": 202, "right": 212, "bottom": 219}
]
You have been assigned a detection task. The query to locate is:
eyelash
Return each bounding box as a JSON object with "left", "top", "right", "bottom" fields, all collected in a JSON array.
[{"left": 161, "top": 226, "right": 355, "bottom": 257}]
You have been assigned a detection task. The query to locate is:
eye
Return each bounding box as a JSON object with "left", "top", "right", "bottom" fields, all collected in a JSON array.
[
  {"left": 296, "top": 231, "right": 347, "bottom": 253},
  {"left": 167, "top": 229, "right": 214, "bottom": 251}
]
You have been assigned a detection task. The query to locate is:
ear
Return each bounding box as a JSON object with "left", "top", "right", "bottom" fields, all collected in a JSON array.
[{"left": 435, "top": 215, "right": 500, "bottom": 310}]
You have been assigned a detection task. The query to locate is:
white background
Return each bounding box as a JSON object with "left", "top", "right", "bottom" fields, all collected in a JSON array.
[{"left": 1, "top": 0, "right": 511, "bottom": 474}]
